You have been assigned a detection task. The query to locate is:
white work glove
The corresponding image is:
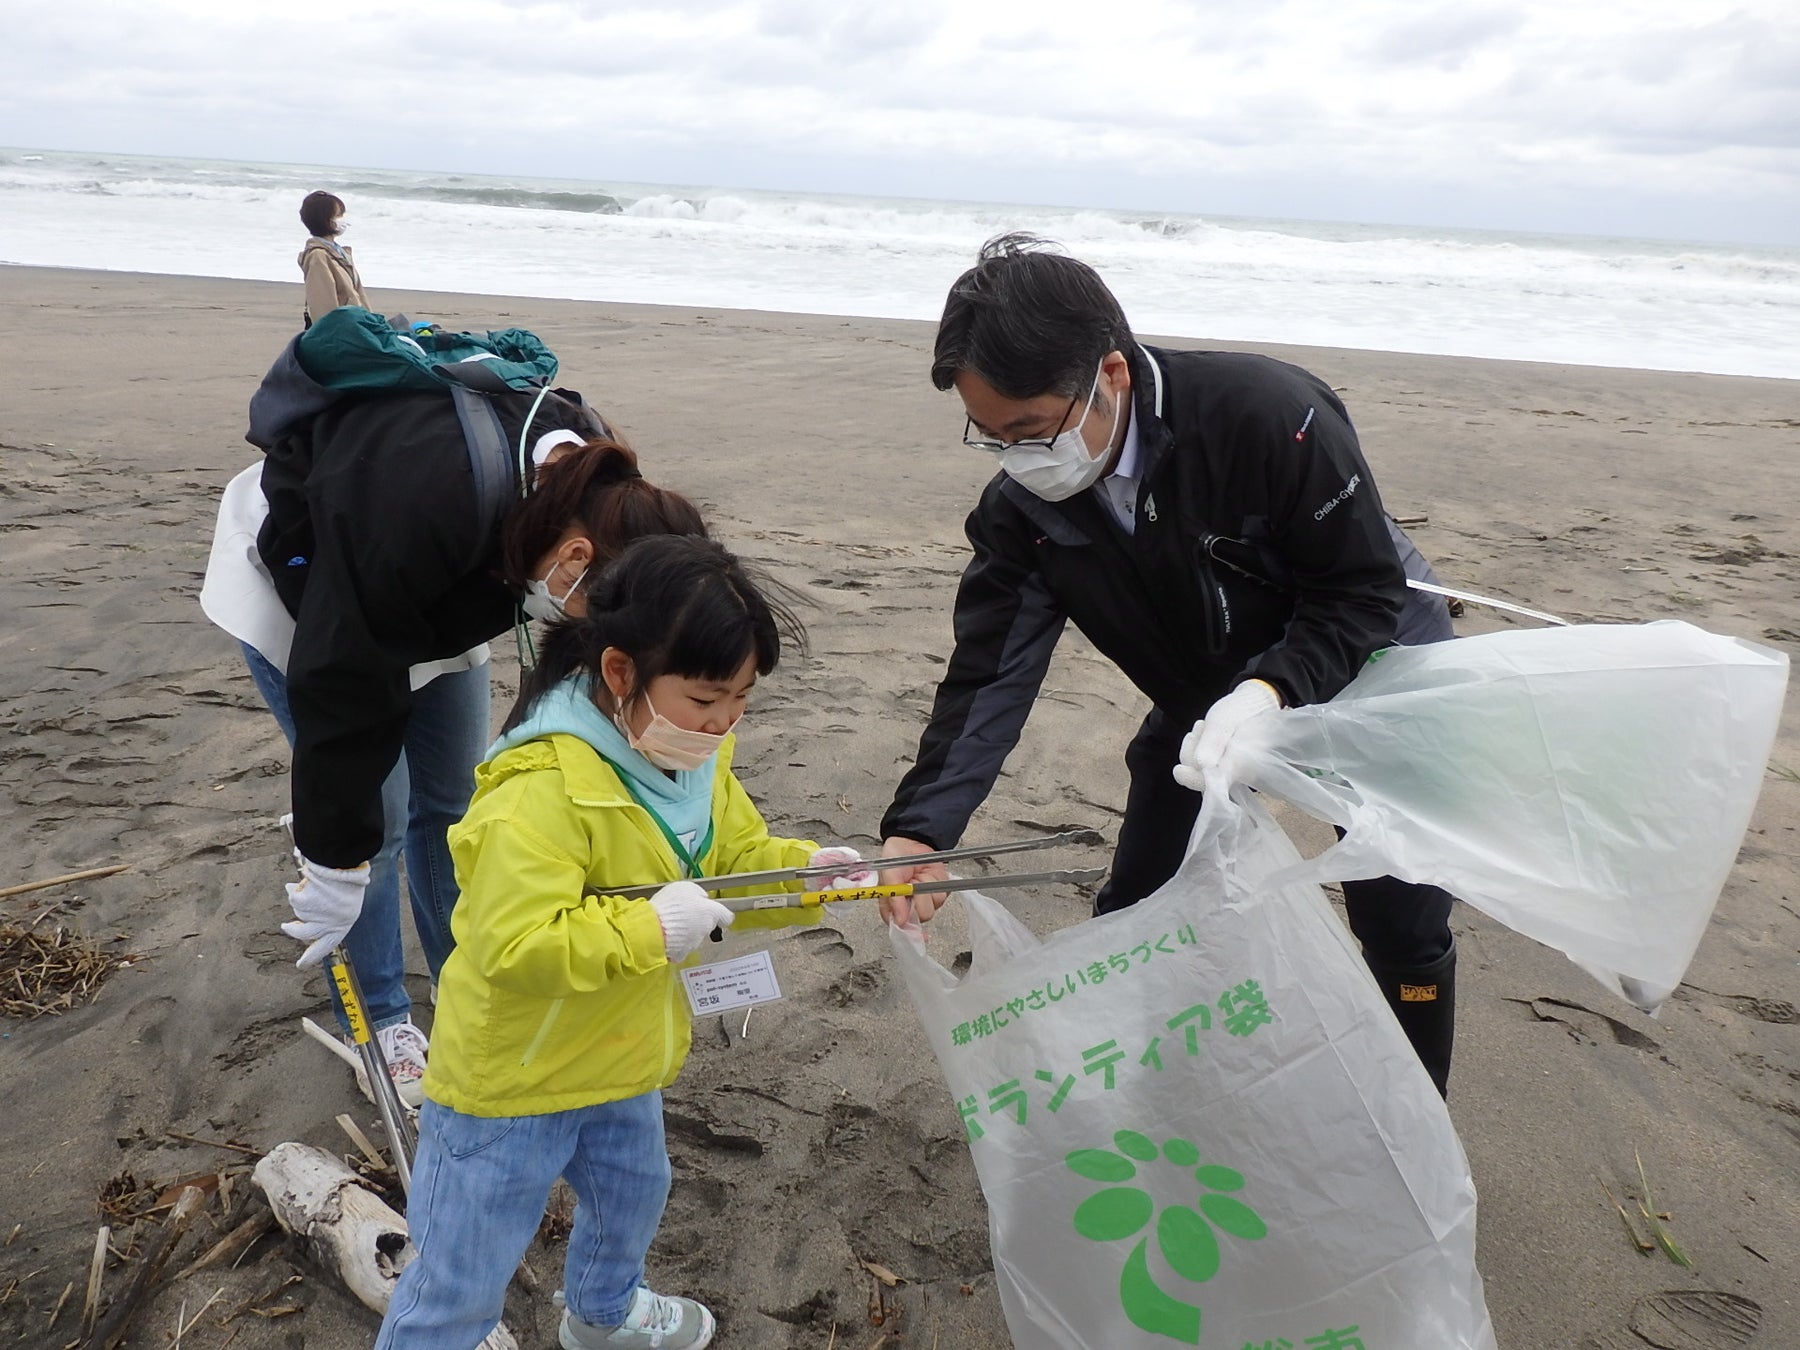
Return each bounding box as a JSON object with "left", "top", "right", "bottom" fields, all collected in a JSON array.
[
  {"left": 808, "top": 846, "right": 879, "bottom": 890},
  {"left": 649, "top": 880, "right": 735, "bottom": 963},
  {"left": 282, "top": 856, "right": 372, "bottom": 969},
  {"left": 1172, "top": 679, "right": 1283, "bottom": 793}
]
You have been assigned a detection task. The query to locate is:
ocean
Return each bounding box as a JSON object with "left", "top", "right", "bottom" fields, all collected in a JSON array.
[{"left": 3, "top": 147, "right": 1797, "bottom": 380}]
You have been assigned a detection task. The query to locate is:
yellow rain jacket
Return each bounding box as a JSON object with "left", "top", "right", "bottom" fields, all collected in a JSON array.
[{"left": 424, "top": 732, "right": 818, "bottom": 1117}]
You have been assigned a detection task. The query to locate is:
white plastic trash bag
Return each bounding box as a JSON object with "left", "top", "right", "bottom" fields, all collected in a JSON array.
[
  {"left": 1228, "top": 621, "right": 1789, "bottom": 1012},
  {"left": 892, "top": 792, "right": 1497, "bottom": 1350}
]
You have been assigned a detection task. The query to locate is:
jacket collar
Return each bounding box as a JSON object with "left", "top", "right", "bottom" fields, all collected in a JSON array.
[
  {"left": 479, "top": 729, "right": 735, "bottom": 809},
  {"left": 1124, "top": 343, "right": 1174, "bottom": 478}
]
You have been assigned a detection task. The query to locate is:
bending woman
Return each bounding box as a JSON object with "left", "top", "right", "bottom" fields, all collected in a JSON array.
[{"left": 202, "top": 345, "right": 703, "bottom": 1102}]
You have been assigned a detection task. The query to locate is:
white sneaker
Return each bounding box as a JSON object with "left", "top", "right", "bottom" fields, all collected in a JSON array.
[
  {"left": 558, "top": 1285, "right": 716, "bottom": 1349},
  {"left": 347, "top": 1019, "right": 429, "bottom": 1108}
]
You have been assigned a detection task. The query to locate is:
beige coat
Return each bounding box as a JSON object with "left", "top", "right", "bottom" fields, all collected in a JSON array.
[{"left": 298, "top": 237, "right": 371, "bottom": 322}]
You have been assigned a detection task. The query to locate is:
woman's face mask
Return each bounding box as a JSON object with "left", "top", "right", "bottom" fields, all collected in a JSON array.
[{"left": 521, "top": 559, "right": 588, "bottom": 622}]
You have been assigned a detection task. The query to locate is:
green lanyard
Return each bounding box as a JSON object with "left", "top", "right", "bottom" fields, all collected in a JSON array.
[{"left": 608, "top": 763, "right": 715, "bottom": 880}]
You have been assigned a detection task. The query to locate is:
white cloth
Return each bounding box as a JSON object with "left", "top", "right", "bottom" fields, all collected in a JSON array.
[
  {"left": 808, "top": 846, "right": 878, "bottom": 889},
  {"left": 532, "top": 428, "right": 586, "bottom": 468},
  {"left": 199, "top": 463, "right": 489, "bottom": 688}
]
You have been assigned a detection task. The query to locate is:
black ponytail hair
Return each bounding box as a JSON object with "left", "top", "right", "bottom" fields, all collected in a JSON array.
[
  {"left": 503, "top": 535, "right": 806, "bottom": 732},
  {"left": 497, "top": 436, "right": 706, "bottom": 590}
]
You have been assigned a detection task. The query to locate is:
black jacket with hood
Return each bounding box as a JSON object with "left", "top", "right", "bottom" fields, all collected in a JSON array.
[
  {"left": 881, "top": 344, "right": 1450, "bottom": 851},
  {"left": 246, "top": 345, "right": 597, "bottom": 868}
]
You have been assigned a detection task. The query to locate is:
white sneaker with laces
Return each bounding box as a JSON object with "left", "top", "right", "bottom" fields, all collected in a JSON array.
[
  {"left": 557, "top": 1285, "right": 716, "bottom": 1349},
  {"left": 347, "top": 1019, "right": 428, "bottom": 1108}
]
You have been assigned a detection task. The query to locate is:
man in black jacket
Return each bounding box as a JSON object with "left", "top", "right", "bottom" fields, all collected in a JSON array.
[{"left": 877, "top": 234, "right": 1460, "bottom": 1095}]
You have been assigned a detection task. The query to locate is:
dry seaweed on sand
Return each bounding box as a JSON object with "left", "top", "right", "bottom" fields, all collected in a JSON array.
[
  {"left": 0, "top": 921, "right": 136, "bottom": 1018},
  {"left": 1634, "top": 1149, "right": 1693, "bottom": 1268},
  {"left": 97, "top": 1172, "right": 163, "bottom": 1228}
]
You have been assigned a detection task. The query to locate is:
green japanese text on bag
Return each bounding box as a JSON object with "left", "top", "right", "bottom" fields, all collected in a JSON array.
[
  {"left": 892, "top": 794, "right": 1497, "bottom": 1350},
  {"left": 1231, "top": 621, "right": 1789, "bottom": 1012}
]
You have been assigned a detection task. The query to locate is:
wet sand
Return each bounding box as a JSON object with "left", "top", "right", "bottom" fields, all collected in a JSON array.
[{"left": 1, "top": 265, "right": 1796, "bottom": 1348}]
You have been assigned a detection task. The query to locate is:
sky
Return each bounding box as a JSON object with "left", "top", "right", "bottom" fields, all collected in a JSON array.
[{"left": 5, "top": 0, "right": 1799, "bottom": 246}]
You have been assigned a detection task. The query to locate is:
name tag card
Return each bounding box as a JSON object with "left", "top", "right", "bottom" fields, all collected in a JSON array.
[{"left": 681, "top": 950, "right": 783, "bottom": 1017}]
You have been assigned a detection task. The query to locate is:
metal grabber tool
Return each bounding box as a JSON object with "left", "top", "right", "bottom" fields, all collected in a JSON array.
[
  {"left": 604, "top": 828, "right": 1109, "bottom": 913},
  {"left": 325, "top": 945, "right": 417, "bottom": 1195}
]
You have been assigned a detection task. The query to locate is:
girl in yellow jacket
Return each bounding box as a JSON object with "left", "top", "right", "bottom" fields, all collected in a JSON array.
[{"left": 376, "top": 535, "right": 873, "bottom": 1350}]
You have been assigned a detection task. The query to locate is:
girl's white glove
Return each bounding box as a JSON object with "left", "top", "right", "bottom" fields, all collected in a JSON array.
[
  {"left": 282, "top": 856, "right": 371, "bottom": 968},
  {"left": 649, "top": 881, "right": 735, "bottom": 962},
  {"left": 809, "top": 846, "right": 879, "bottom": 890}
]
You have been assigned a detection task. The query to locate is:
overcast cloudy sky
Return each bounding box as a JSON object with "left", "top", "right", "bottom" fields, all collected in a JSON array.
[{"left": 5, "top": 0, "right": 1797, "bottom": 245}]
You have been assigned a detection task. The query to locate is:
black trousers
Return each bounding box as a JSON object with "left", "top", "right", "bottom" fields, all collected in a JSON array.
[{"left": 1091, "top": 708, "right": 1454, "bottom": 969}]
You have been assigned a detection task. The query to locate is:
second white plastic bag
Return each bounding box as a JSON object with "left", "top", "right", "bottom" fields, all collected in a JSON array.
[{"left": 1228, "top": 620, "right": 1789, "bottom": 1011}]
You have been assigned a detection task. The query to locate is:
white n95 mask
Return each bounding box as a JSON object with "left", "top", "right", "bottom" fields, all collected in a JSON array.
[
  {"left": 521, "top": 563, "right": 588, "bottom": 622},
  {"left": 1000, "top": 366, "right": 1122, "bottom": 502}
]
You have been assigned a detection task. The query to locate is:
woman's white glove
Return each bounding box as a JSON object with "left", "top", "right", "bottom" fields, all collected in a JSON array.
[
  {"left": 282, "top": 857, "right": 372, "bottom": 968},
  {"left": 809, "top": 846, "right": 879, "bottom": 890},
  {"left": 1172, "top": 679, "right": 1283, "bottom": 792},
  {"left": 649, "top": 880, "right": 735, "bottom": 962}
]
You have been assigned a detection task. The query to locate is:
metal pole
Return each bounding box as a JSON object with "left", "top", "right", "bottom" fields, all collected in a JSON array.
[
  {"left": 605, "top": 829, "right": 1105, "bottom": 900},
  {"left": 327, "top": 946, "right": 416, "bottom": 1195}
]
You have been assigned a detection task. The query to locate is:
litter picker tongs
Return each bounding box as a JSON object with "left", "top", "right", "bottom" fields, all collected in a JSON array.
[
  {"left": 604, "top": 828, "right": 1107, "bottom": 913},
  {"left": 325, "top": 946, "right": 417, "bottom": 1194}
]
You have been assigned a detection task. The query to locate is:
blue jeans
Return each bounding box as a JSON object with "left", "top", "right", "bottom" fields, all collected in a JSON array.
[
  {"left": 377, "top": 1094, "right": 672, "bottom": 1349},
  {"left": 242, "top": 644, "right": 489, "bottom": 1031}
]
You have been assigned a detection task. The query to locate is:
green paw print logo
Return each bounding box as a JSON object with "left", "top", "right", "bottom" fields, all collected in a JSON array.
[{"left": 1066, "top": 1129, "right": 1268, "bottom": 1344}]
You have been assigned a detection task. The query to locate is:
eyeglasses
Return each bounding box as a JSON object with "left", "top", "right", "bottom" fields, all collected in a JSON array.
[{"left": 961, "top": 368, "right": 1102, "bottom": 455}]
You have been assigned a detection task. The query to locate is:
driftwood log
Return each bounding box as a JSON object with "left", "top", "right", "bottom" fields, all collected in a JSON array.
[{"left": 253, "top": 1142, "right": 517, "bottom": 1349}]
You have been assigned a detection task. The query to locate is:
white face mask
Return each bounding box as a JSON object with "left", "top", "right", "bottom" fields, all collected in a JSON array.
[
  {"left": 521, "top": 561, "right": 588, "bottom": 622},
  {"left": 1000, "top": 365, "right": 1123, "bottom": 503},
  {"left": 620, "top": 693, "right": 738, "bottom": 772}
]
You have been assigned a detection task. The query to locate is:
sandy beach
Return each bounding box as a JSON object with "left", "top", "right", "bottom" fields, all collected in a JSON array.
[{"left": 2, "top": 264, "right": 1796, "bottom": 1349}]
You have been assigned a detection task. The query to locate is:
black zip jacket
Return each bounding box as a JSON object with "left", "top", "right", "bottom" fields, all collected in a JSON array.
[
  {"left": 881, "top": 344, "right": 1450, "bottom": 851},
  {"left": 247, "top": 359, "right": 593, "bottom": 868}
]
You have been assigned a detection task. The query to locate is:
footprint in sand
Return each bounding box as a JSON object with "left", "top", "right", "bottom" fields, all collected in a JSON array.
[{"left": 1585, "top": 1290, "right": 1762, "bottom": 1349}]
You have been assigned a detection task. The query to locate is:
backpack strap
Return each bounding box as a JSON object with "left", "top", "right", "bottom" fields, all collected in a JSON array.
[
  {"left": 434, "top": 355, "right": 516, "bottom": 396},
  {"left": 446, "top": 382, "right": 514, "bottom": 542}
]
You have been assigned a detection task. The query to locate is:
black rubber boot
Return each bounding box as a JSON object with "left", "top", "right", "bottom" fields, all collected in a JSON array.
[{"left": 1366, "top": 942, "right": 1456, "bottom": 1098}]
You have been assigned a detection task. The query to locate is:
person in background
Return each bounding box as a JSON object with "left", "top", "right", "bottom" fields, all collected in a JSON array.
[
  {"left": 376, "top": 534, "right": 872, "bottom": 1350},
  {"left": 298, "top": 190, "right": 370, "bottom": 326},
  {"left": 875, "top": 233, "right": 1462, "bottom": 1096}
]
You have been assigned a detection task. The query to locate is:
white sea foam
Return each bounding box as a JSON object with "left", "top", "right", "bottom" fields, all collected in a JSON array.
[{"left": 2, "top": 147, "right": 1796, "bottom": 379}]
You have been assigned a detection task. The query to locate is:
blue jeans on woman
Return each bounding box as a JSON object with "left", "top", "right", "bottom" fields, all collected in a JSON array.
[
  {"left": 242, "top": 644, "right": 489, "bottom": 1031},
  {"left": 376, "top": 1093, "right": 672, "bottom": 1349}
]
